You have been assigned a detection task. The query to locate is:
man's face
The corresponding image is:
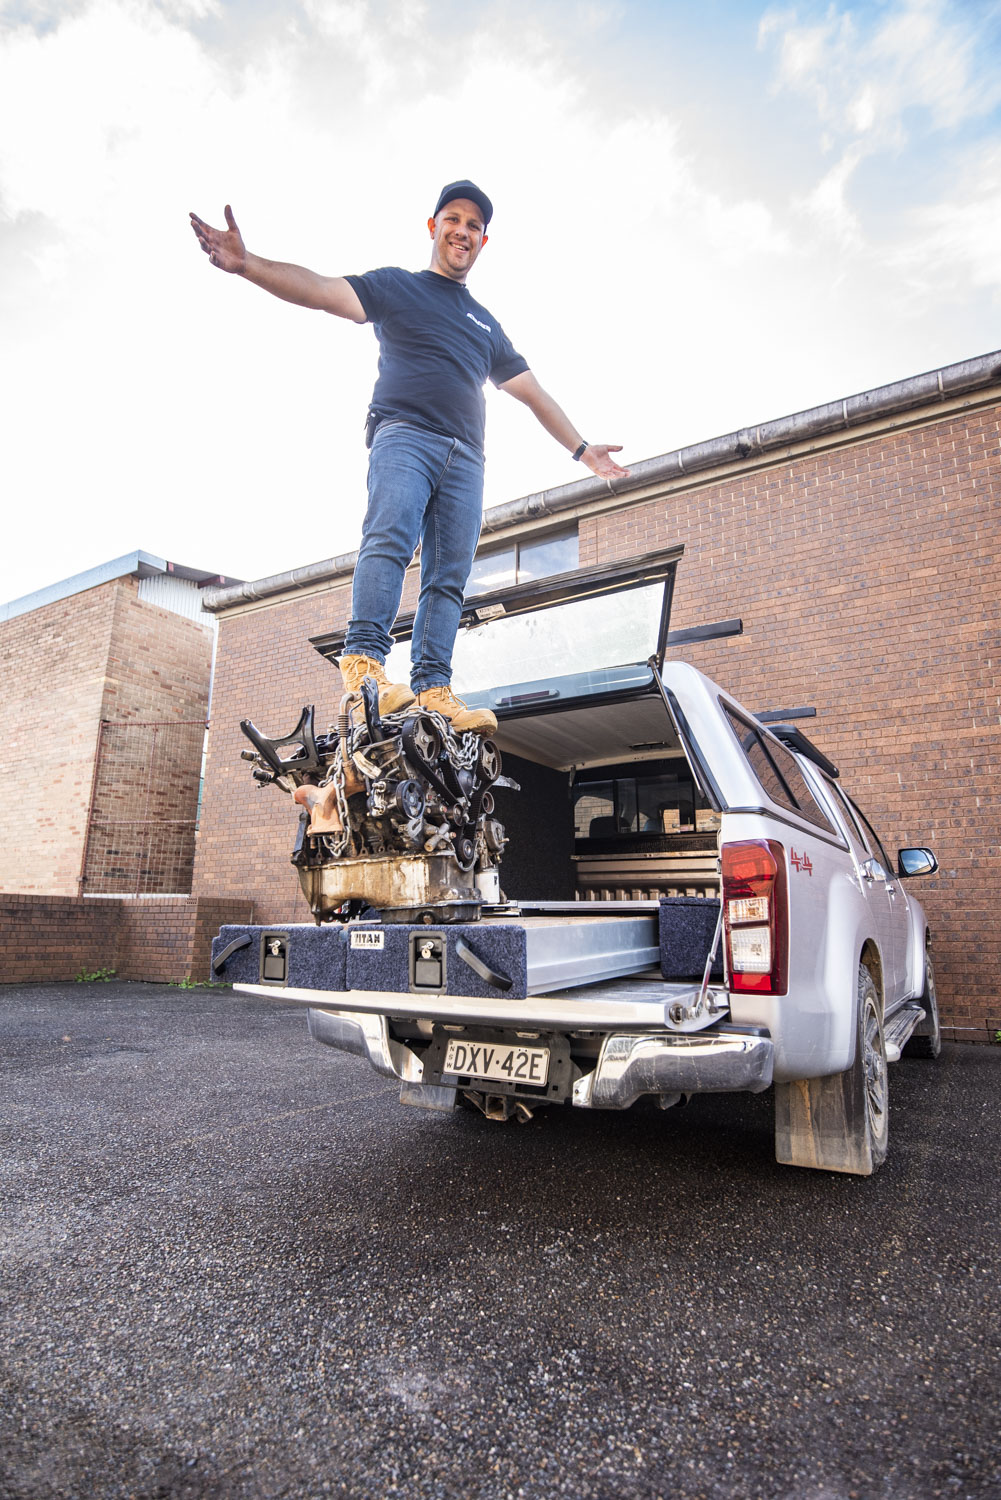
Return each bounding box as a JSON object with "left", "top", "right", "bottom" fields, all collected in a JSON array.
[{"left": 427, "top": 198, "right": 488, "bottom": 282}]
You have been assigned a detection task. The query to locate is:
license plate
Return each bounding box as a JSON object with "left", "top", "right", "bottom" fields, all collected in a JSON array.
[{"left": 443, "top": 1038, "right": 550, "bottom": 1086}]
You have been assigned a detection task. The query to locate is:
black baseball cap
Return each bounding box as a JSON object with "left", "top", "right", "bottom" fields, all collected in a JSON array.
[{"left": 432, "top": 179, "right": 493, "bottom": 227}]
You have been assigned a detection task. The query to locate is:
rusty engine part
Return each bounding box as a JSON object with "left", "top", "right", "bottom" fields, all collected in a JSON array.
[{"left": 238, "top": 676, "right": 514, "bottom": 924}]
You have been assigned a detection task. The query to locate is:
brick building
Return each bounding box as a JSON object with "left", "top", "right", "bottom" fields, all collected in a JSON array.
[
  {"left": 194, "top": 351, "right": 1001, "bottom": 1043},
  {"left": 0, "top": 552, "right": 252, "bottom": 980}
]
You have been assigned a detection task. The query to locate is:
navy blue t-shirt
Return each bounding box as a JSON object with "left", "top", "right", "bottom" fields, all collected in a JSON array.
[{"left": 344, "top": 267, "right": 529, "bottom": 453}]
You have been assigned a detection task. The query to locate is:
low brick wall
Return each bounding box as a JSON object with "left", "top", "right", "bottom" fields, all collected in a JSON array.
[{"left": 0, "top": 894, "right": 253, "bottom": 985}]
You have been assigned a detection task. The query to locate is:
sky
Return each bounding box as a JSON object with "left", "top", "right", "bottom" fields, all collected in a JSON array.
[{"left": 2, "top": 0, "right": 1001, "bottom": 605}]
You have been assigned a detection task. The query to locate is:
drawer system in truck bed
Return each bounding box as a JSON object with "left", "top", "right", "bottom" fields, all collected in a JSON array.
[
  {"left": 213, "top": 909, "right": 662, "bottom": 999},
  {"left": 212, "top": 896, "right": 726, "bottom": 1001}
]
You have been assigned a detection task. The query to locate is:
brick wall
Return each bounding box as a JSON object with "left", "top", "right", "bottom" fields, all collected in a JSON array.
[
  {"left": 0, "top": 576, "right": 214, "bottom": 898},
  {"left": 0, "top": 581, "right": 116, "bottom": 894},
  {"left": 0, "top": 894, "right": 253, "bottom": 984},
  {"left": 103, "top": 578, "right": 213, "bottom": 723},
  {"left": 195, "top": 399, "right": 1001, "bottom": 1042},
  {"left": 0, "top": 894, "right": 123, "bottom": 983},
  {"left": 191, "top": 585, "right": 355, "bottom": 923}
]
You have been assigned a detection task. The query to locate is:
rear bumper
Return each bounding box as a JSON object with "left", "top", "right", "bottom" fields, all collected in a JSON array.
[
  {"left": 306, "top": 1007, "right": 424, "bottom": 1083},
  {"left": 574, "top": 1030, "right": 774, "bottom": 1109},
  {"left": 305, "top": 1005, "right": 773, "bottom": 1110}
]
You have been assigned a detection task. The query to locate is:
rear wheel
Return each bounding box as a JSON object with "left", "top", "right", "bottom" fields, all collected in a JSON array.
[
  {"left": 774, "top": 963, "right": 888, "bottom": 1175},
  {"left": 904, "top": 948, "right": 941, "bottom": 1059},
  {"left": 857, "top": 970, "right": 889, "bottom": 1164}
]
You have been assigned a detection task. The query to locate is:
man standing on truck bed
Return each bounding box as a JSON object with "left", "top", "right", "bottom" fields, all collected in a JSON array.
[{"left": 190, "top": 180, "right": 629, "bottom": 735}]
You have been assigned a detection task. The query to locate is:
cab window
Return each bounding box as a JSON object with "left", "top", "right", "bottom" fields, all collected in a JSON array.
[{"left": 572, "top": 761, "right": 718, "bottom": 846}]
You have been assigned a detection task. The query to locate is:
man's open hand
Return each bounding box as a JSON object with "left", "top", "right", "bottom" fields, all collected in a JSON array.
[
  {"left": 189, "top": 205, "right": 246, "bottom": 275},
  {"left": 581, "top": 444, "right": 630, "bottom": 480}
]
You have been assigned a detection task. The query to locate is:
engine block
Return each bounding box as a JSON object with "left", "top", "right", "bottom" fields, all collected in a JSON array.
[{"left": 239, "top": 675, "right": 513, "bottom": 924}]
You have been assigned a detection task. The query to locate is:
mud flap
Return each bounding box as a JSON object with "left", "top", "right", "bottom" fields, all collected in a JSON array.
[
  {"left": 773, "top": 1073, "right": 876, "bottom": 1176},
  {"left": 773, "top": 965, "right": 888, "bottom": 1176}
]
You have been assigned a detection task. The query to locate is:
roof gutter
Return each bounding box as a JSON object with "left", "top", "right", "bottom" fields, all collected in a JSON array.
[{"left": 202, "top": 349, "right": 1001, "bottom": 615}]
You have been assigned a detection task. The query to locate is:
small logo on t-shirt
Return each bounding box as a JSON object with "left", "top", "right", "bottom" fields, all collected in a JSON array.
[{"left": 466, "top": 311, "right": 492, "bottom": 333}]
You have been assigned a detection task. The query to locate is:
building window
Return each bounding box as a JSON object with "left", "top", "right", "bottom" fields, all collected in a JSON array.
[{"left": 467, "top": 526, "right": 578, "bottom": 596}]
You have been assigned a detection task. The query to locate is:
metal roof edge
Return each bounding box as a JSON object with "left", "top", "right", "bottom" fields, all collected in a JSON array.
[
  {"left": 201, "top": 348, "right": 1001, "bottom": 615},
  {"left": 1, "top": 550, "right": 166, "bottom": 623},
  {"left": 0, "top": 550, "right": 239, "bottom": 624}
]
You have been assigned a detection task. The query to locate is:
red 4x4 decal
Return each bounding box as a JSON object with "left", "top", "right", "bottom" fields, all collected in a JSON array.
[{"left": 790, "top": 849, "right": 813, "bottom": 876}]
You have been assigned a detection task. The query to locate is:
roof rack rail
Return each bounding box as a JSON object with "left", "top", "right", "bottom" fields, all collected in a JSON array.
[{"left": 762, "top": 722, "right": 839, "bottom": 779}]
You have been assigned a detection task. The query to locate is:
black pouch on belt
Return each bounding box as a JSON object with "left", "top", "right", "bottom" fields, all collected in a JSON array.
[{"left": 364, "top": 408, "right": 382, "bottom": 449}]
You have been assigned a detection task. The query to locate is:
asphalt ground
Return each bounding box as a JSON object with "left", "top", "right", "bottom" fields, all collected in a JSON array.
[{"left": 1, "top": 982, "right": 999, "bottom": 1500}]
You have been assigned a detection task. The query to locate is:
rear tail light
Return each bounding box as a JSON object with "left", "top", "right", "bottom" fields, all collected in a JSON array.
[{"left": 721, "top": 839, "right": 788, "bottom": 994}]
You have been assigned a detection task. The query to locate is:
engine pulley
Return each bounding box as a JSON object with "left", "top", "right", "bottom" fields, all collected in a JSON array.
[{"left": 394, "top": 779, "right": 426, "bottom": 821}]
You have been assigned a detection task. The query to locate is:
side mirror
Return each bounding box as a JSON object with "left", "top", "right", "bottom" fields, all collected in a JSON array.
[{"left": 897, "top": 847, "right": 938, "bottom": 878}]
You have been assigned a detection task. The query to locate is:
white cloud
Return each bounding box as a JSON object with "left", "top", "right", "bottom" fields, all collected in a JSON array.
[
  {"left": 758, "top": 1, "right": 1001, "bottom": 293},
  {"left": 761, "top": 0, "right": 1001, "bottom": 145},
  {"left": 891, "top": 143, "right": 1001, "bottom": 299},
  {"left": 760, "top": 4, "right": 858, "bottom": 119},
  {"left": 0, "top": 0, "right": 999, "bottom": 607},
  {"left": 798, "top": 143, "right": 866, "bottom": 246}
]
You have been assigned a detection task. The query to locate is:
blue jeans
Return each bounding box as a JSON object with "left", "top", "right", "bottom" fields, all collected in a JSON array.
[{"left": 344, "top": 422, "right": 485, "bottom": 692}]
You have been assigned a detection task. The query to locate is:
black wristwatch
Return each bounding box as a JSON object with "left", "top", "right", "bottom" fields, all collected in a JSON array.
[{"left": 572, "top": 442, "right": 588, "bottom": 462}]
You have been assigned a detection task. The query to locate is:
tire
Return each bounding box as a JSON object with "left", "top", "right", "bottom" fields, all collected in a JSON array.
[
  {"left": 774, "top": 962, "right": 889, "bottom": 1175},
  {"left": 856, "top": 966, "right": 889, "bottom": 1168},
  {"left": 904, "top": 948, "right": 941, "bottom": 1059}
]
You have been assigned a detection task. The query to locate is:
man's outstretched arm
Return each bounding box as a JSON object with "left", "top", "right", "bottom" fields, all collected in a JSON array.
[
  {"left": 498, "top": 370, "right": 630, "bottom": 480},
  {"left": 189, "top": 205, "right": 366, "bottom": 323}
]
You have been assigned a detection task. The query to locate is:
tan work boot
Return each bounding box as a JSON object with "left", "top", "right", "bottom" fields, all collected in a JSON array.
[
  {"left": 337, "top": 654, "right": 415, "bottom": 716},
  {"left": 416, "top": 684, "right": 497, "bottom": 736}
]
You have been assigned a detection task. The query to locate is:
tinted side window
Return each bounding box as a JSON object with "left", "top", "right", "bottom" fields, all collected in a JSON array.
[
  {"left": 828, "top": 782, "right": 869, "bottom": 857},
  {"left": 846, "top": 795, "right": 893, "bottom": 872},
  {"left": 731, "top": 718, "right": 794, "bottom": 811},
  {"left": 765, "top": 736, "right": 837, "bottom": 834},
  {"left": 721, "top": 706, "right": 835, "bottom": 834}
]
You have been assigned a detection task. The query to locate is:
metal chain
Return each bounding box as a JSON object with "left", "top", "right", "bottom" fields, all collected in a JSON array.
[
  {"left": 378, "top": 706, "right": 480, "bottom": 769},
  {"left": 307, "top": 705, "right": 481, "bottom": 862}
]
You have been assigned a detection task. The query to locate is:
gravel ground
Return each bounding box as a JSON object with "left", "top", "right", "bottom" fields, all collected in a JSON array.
[{"left": 1, "top": 981, "right": 999, "bottom": 1500}]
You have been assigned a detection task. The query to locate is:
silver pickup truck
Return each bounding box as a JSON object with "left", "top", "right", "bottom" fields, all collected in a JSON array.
[{"left": 214, "top": 548, "right": 940, "bottom": 1175}]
